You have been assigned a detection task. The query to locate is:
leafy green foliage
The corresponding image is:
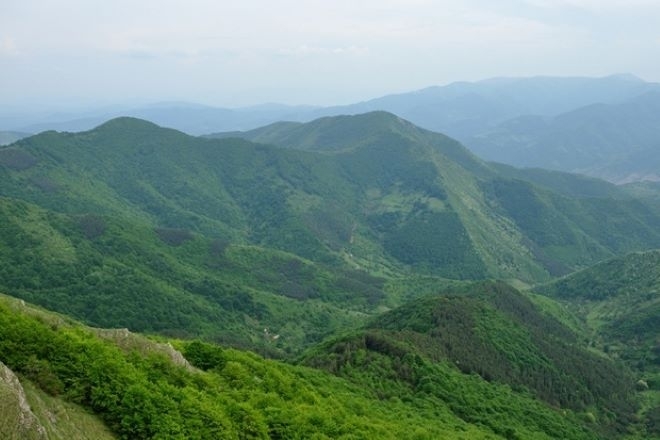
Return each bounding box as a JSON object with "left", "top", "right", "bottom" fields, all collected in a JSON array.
[
  {"left": 383, "top": 210, "right": 486, "bottom": 278},
  {"left": 2, "top": 294, "right": 595, "bottom": 440},
  {"left": 300, "top": 282, "right": 649, "bottom": 438},
  {"left": 536, "top": 251, "right": 660, "bottom": 369},
  {"left": 155, "top": 227, "right": 194, "bottom": 246},
  {"left": 0, "top": 147, "right": 38, "bottom": 170},
  {"left": 482, "top": 177, "right": 660, "bottom": 275},
  {"left": 182, "top": 341, "right": 226, "bottom": 371},
  {"left": 303, "top": 331, "right": 599, "bottom": 440}
]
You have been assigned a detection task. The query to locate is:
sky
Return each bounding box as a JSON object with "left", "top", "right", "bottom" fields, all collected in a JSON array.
[{"left": 2, "top": 0, "right": 660, "bottom": 109}]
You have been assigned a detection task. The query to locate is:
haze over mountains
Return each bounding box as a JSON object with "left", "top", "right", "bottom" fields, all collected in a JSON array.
[
  {"left": 468, "top": 90, "right": 660, "bottom": 183},
  {"left": 5, "top": 73, "right": 658, "bottom": 183}
]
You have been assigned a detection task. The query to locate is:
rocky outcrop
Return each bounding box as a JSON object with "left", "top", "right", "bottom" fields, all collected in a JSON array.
[
  {"left": 0, "top": 361, "right": 47, "bottom": 440},
  {"left": 93, "top": 328, "right": 193, "bottom": 370}
]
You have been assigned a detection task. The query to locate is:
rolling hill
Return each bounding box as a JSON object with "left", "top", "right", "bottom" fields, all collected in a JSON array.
[{"left": 535, "top": 250, "right": 660, "bottom": 438}]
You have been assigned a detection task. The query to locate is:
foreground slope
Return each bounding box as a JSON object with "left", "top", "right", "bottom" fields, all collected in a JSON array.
[
  {"left": 1, "top": 361, "right": 116, "bottom": 440},
  {"left": 0, "top": 293, "right": 605, "bottom": 439}
]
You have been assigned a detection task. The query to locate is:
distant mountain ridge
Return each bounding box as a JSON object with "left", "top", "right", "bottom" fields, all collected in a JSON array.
[
  {"left": 0, "top": 130, "right": 31, "bottom": 146},
  {"left": 5, "top": 102, "right": 317, "bottom": 136},
  {"left": 306, "top": 74, "right": 660, "bottom": 138},
  {"left": 467, "top": 91, "right": 660, "bottom": 183},
  {"left": 4, "top": 74, "right": 657, "bottom": 138}
]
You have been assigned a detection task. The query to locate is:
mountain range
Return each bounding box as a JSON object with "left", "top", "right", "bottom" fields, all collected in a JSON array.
[
  {"left": 5, "top": 74, "right": 656, "bottom": 136},
  {"left": 1, "top": 111, "right": 659, "bottom": 438},
  {"left": 6, "top": 74, "right": 660, "bottom": 184}
]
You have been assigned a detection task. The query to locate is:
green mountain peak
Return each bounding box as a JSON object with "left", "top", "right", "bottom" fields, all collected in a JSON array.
[{"left": 94, "top": 116, "right": 162, "bottom": 131}]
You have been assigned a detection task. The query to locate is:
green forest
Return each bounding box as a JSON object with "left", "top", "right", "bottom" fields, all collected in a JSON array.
[{"left": 1, "top": 113, "right": 659, "bottom": 438}]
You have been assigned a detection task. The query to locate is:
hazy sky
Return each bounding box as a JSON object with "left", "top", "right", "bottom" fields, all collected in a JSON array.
[{"left": 2, "top": 0, "right": 660, "bottom": 109}]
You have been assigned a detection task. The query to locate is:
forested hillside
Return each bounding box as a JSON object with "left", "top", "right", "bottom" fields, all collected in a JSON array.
[
  {"left": 302, "top": 281, "right": 640, "bottom": 438},
  {"left": 537, "top": 251, "right": 660, "bottom": 372},
  {"left": 536, "top": 250, "right": 660, "bottom": 437},
  {"left": 1, "top": 113, "right": 660, "bottom": 438},
  {"left": 2, "top": 114, "right": 660, "bottom": 351},
  {"left": 0, "top": 293, "right": 612, "bottom": 439}
]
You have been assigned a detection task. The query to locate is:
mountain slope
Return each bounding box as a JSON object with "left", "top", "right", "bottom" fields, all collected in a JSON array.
[
  {"left": 535, "top": 250, "right": 660, "bottom": 438},
  {"left": 301, "top": 281, "right": 640, "bottom": 438},
  {"left": 1, "top": 361, "right": 117, "bottom": 440},
  {"left": 3, "top": 116, "right": 660, "bottom": 271},
  {"left": 536, "top": 250, "right": 660, "bottom": 370},
  {"left": 210, "top": 112, "right": 660, "bottom": 276},
  {"left": 0, "top": 195, "right": 382, "bottom": 355},
  {"left": 3, "top": 114, "right": 531, "bottom": 282},
  {"left": 0, "top": 293, "right": 610, "bottom": 440},
  {"left": 3, "top": 113, "right": 660, "bottom": 354}
]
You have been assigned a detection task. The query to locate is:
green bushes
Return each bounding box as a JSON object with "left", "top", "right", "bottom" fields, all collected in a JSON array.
[
  {"left": 1, "top": 297, "right": 545, "bottom": 439},
  {"left": 183, "top": 341, "right": 226, "bottom": 371}
]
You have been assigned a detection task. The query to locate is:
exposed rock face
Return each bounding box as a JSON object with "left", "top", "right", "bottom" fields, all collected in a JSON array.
[
  {"left": 0, "top": 361, "right": 47, "bottom": 440},
  {"left": 93, "top": 328, "right": 193, "bottom": 370}
]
